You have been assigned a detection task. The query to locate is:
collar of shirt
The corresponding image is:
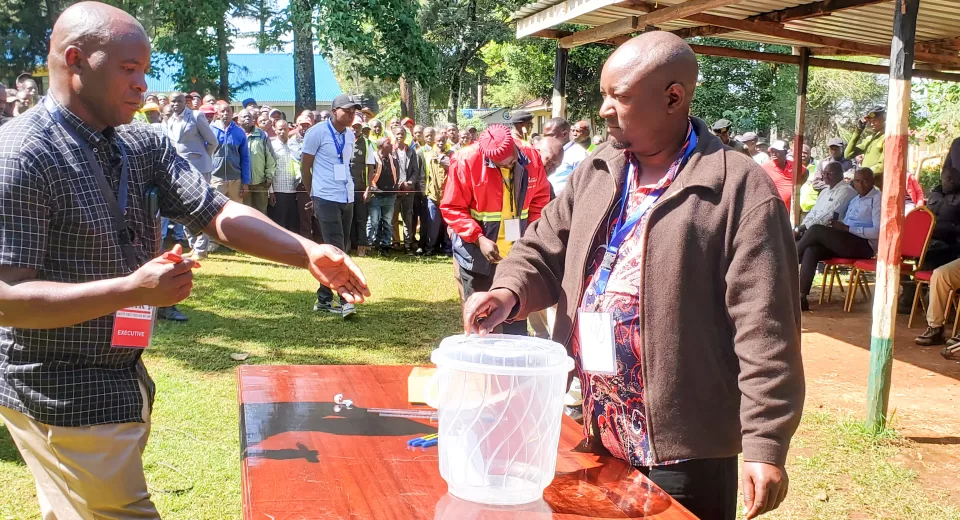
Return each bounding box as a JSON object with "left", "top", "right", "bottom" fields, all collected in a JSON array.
[{"left": 49, "top": 96, "right": 112, "bottom": 149}]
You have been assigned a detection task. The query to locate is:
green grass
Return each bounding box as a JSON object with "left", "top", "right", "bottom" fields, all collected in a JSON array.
[{"left": 1, "top": 253, "right": 958, "bottom": 519}]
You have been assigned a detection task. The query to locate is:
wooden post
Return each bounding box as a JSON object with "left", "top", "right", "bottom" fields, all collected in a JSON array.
[
  {"left": 791, "top": 47, "right": 810, "bottom": 226},
  {"left": 866, "top": 0, "right": 918, "bottom": 433},
  {"left": 552, "top": 44, "right": 569, "bottom": 118}
]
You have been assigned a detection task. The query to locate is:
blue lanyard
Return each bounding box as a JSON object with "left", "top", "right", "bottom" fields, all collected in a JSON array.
[
  {"left": 327, "top": 120, "right": 345, "bottom": 164},
  {"left": 43, "top": 96, "right": 138, "bottom": 271},
  {"left": 593, "top": 126, "right": 698, "bottom": 296}
]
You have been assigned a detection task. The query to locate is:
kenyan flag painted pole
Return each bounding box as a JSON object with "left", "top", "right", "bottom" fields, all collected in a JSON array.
[{"left": 866, "top": 0, "right": 918, "bottom": 433}]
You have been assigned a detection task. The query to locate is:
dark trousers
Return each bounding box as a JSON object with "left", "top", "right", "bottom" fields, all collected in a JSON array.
[
  {"left": 639, "top": 457, "right": 738, "bottom": 520},
  {"left": 297, "top": 183, "right": 322, "bottom": 242},
  {"left": 313, "top": 197, "right": 354, "bottom": 304},
  {"left": 351, "top": 196, "right": 369, "bottom": 249},
  {"left": 460, "top": 264, "right": 527, "bottom": 335},
  {"left": 268, "top": 192, "right": 300, "bottom": 234},
  {"left": 425, "top": 198, "right": 451, "bottom": 254},
  {"left": 797, "top": 224, "right": 874, "bottom": 296},
  {"left": 398, "top": 193, "right": 417, "bottom": 250},
  {"left": 414, "top": 193, "right": 429, "bottom": 250}
]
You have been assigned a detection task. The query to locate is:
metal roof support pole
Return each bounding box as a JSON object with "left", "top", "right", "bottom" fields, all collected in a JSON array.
[
  {"left": 791, "top": 47, "right": 810, "bottom": 227},
  {"left": 552, "top": 44, "right": 569, "bottom": 119},
  {"left": 866, "top": 0, "right": 919, "bottom": 434}
]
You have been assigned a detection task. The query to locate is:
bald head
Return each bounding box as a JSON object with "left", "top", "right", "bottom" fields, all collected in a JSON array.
[
  {"left": 48, "top": 1, "right": 150, "bottom": 129},
  {"left": 600, "top": 31, "right": 698, "bottom": 158},
  {"left": 536, "top": 136, "right": 564, "bottom": 176}
]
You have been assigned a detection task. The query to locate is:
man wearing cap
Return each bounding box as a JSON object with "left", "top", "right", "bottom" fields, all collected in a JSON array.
[
  {"left": 813, "top": 137, "right": 855, "bottom": 190},
  {"left": 199, "top": 103, "right": 216, "bottom": 123},
  {"left": 847, "top": 106, "right": 885, "bottom": 182},
  {"left": 740, "top": 132, "right": 769, "bottom": 165},
  {"left": 542, "top": 117, "right": 588, "bottom": 195},
  {"left": 141, "top": 102, "right": 161, "bottom": 125},
  {"left": 350, "top": 114, "right": 378, "bottom": 256},
  {"left": 211, "top": 101, "right": 251, "bottom": 204},
  {"left": 510, "top": 110, "right": 534, "bottom": 145},
  {"left": 242, "top": 97, "right": 258, "bottom": 111},
  {"left": 762, "top": 140, "right": 794, "bottom": 210},
  {"left": 441, "top": 124, "right": 550, "bottom": 335},
  {"left": 712, "top": 118, "right": 748, "bottom": 155},
  {"left": 301, "top": 93, "right": 362, "bottom": 316}
]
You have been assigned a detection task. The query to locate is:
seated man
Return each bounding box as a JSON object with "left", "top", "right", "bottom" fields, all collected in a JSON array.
[
  {"left": 914, "top": 258, "right": 960, "bottom": 359},
  {"left": 797, "top": 168, "right": 881, "bottom": 310},
  {"left": 794, "top": 162, "right": 857, "bottom": 238}
]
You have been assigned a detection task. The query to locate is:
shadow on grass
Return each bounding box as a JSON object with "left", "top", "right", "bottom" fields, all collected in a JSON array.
[
  {"left": 147, "top": 273, "right": 463, "bottom": 372},
  {"left": 0, "top": 423, "right": 25, "bottom": 465}
]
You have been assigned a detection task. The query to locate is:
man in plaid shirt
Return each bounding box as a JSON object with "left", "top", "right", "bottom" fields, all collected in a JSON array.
[{"left": 0, "top": 3, "right": 369, "bottom": 518}]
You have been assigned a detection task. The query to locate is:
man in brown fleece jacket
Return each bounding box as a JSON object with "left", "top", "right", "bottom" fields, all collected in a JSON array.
[{"left": 463, "top": 32, "right": 804, "bottom": 520}]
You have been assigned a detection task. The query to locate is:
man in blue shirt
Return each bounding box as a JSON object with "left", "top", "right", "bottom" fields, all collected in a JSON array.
[
  {"left": 211, "top": 101, "right": 251, "bottom": 203},
  {"left": 301, "top": 94, "right": 361, "bottom": 317},
  {"left": 796, "top": 167, "right": 881, "bottom": 310},
  {"left": 542, "top": 117, "right": 587, "bottom": 195}
]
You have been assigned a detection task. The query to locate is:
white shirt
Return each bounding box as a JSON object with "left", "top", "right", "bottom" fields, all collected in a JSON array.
[
  {"left": 801, "top": 181, "right": 857, "bottom": 229},
  {"left": 753, "top": 151, "right": 770, "bottom": 165},
  {"left": 547, "top": 141, "right": 588, "bottom": 195},
  {"left": 302, "top": 121, "right": 355, "bottom": 203}
]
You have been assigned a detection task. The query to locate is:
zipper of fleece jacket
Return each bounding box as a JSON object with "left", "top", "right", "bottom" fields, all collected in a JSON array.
[{"left": 637, "top": 186, "right": 687, "bottom": 465}]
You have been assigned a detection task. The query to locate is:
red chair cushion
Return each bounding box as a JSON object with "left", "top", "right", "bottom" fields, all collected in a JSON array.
[
  {"left": 914, "top": 270, "right": 933, "bottom": 282},
  {"left": 853, "top": 259, "right": 916, "bottom": 273},
  {"left": 823, "top": 258, "right": 858, "bottom": 266}
]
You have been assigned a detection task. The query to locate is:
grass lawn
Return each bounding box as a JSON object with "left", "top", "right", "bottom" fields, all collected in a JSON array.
[{"left": 1, "top": 253, "right": 958, "bottom": 519}]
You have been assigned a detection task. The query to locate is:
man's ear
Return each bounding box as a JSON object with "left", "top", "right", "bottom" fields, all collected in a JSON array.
[
  {"left": 63, "top": 46, "right": 86, "bottom": 75},
  {"left": 665, "top": 82, "right": 686, "bottom": 114}
]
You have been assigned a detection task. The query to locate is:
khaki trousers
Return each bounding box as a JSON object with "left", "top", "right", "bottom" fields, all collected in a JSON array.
[
  {"left": 0, "top": 382, "right": 158, "bottom": 520},
  {"left": 927, "top": 258, "right": 960, "bottom": 328},
  {"left": 243, "top": 182, "right": 270, "bottom": 215},
  {"left": 210, "top": 177, "right": 243, "bottom": 203}
]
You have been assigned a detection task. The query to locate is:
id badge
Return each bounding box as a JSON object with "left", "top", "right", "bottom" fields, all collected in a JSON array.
[
  {"left": 334, "top": 163, "right": 347, "bottom": 181},
  {"left": 111, "top": 305, "right": 157, "bottom": 349},
  {"left": 577, "top": 311, "right": 617, "bottom": 374},
  {"left": 504, "top": 219, "right": 521, "bottom": 242}
]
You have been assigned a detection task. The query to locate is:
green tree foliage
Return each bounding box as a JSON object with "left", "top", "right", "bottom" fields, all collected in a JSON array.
[
  {"left": 806, "top": 60, "right": 887, "bottom": 146},
  {"left": 690, "top": 38, "right": 796, "bottom": 138},
  {"left": 913, "top": 80, "right": 960, "bottom": 145}
]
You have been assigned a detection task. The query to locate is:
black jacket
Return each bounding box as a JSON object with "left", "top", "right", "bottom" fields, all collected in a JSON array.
[{"left": 392, "top": 145, "right": 422, "bottom": 193}]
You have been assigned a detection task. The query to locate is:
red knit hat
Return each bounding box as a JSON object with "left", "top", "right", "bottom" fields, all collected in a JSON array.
[{"left": 479, "top": 125, "right": 515, "bottom": 164}]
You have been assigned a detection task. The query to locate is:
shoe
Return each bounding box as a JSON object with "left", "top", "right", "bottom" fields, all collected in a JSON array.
[
  {"left": 341, "top": 303, "right": 356, "bottom": 318},
  {"left": 313, "top": 301, "right": 341, "bottom": 314},
  {"left": 800, "top": 296, "right": 810, "bottom": 312},
  {"left": 941, "top": 344, "right": 959, "bottom": 360},
  {"left": 405, "top": 248, "right": 415, "bottom": 256},
  {"left": 915, "top": 326, "right": 944, "bottom": 346},
  {"left": 415, "top": 248, "right": 425, "bottom": 256},
  {"left": 356, "top": 246, "right": 368, "bottom": 257},
  {"left": 190, "top": 251, "right": 208, "bottom": 261},
  {"left": 157, "top": 306, "right": 188, "bottom": 322},
  {"left": 947, "top": 336, "right": 960, "bottom": 347}
]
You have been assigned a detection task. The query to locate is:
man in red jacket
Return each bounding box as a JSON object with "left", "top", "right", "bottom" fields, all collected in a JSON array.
[{"left": 440, "top": 124, "right": 551, "bottom": 335}]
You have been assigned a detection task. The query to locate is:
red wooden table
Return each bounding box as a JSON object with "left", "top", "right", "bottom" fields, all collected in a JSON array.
[{"left": 238, "top": 365, "right": 697, "bottom": 519}]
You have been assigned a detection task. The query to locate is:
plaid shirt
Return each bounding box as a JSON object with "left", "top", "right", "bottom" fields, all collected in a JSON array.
[
  {"left": 269, "top": 137, "right": 299, "bottom": 194},
  {"left": 0, "top": 99, "right": 228, "bottom": 427}
]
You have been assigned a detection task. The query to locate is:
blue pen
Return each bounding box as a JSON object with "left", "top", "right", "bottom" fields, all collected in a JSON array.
[{"left": 420, "top": 438, "right": 438, "bottom": 449}]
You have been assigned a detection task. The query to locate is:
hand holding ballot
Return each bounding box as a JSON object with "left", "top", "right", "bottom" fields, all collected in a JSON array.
[{"left": 127, "top": 245, "right": 198, "bottom": 307}]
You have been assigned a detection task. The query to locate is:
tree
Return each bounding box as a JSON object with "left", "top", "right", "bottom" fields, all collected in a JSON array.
[
  {"left": 290, "top": 0, "right": 314, "bottom": 114},
  {"left": 420, "top": 0, "right": 524, "bottom": 123},
  {"left": 237, "top": 0, "right": 284, "bottom": 53}
]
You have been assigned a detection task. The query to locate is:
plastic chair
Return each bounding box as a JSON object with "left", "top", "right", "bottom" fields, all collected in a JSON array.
[
  {"left": 845, "top": 206, "right": 936, "bottom": 312},
  {"left": 818, "top": 258, "right": 856, "bottom": 305}
]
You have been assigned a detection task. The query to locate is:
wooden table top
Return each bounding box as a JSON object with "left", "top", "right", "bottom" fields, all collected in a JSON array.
[{"left": 238, "top": 365, "right": 697, "bottom": 520}]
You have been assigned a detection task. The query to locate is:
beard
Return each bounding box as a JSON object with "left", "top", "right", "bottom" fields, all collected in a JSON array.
[{"left": 611, "top": 136, "right": 631, "bottom": 150}]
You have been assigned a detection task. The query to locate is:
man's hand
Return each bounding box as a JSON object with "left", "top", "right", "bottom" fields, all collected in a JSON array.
[
  {"left": 241, "top": 184, "right": 250, "bottom": 198},
  {"left": 269, "top": 193, "right": 277, "bottom": 207},
  {"left": 477, "top": 236, "right": 502, "bottom": 264},
  {"left": 857, "top": 117, "right": 867, "bottom": 131},
  {"left": 828, "top": 220, "right": 849, "bottom": 232},
  {"left": 463, "top": 288, "right": 518, "bottom": 336},
  {"left": 304, "top": 199, "right": 314, "bottom": 212},
  {"left": 742, "top": 462, "right": 788, "bottom": 519},
  {"left": 126, "top": 245, "right": 196, "bottom": 307},
  {"left": 305, "top": 244, "right": 370, "bottom": 304}
]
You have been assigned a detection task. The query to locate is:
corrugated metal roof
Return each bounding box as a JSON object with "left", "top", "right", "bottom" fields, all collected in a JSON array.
[
  {"left": 146, "top": 54, "right": 342, "bottom": 103},
  {"left": 513, "top": 0, "right": 960, "bottom": 64}
]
